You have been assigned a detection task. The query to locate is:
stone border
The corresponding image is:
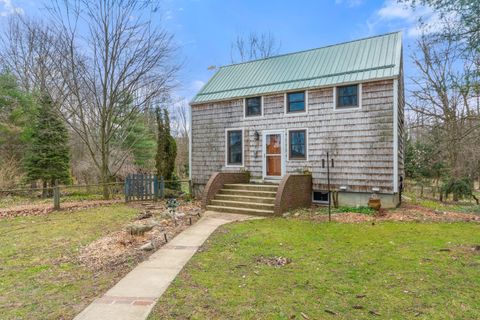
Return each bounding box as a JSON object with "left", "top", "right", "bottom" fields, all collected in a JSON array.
[
  {"left": 201, "top": 172, "right": 249, "bottom": 210},
  {"left": 274, "top": 174, "right": 312, "bottom": 215}
]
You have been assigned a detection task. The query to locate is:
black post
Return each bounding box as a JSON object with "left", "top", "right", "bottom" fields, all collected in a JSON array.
[{"left": 327, "top": 152, "right": 331, "bottom": 222}]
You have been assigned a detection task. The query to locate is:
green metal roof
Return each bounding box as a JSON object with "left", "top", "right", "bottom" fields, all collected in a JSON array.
[{"left": 191, "top": 32, "right": 402, "bottom": 104}]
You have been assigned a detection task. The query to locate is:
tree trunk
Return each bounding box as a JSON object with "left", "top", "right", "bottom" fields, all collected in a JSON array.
[
  {"left": 100, "top": 119, "right": 110, "bottom": 200},
  {"left": 101, "top": 162, "right": 110, "bottom": 200},
  {"left": 49, "top": 178, "right": 55, "bottom": 197}
]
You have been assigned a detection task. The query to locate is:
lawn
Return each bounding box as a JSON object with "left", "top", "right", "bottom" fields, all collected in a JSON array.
[
  {"left": 0, "top": 204, "right": 139, "bottom": 320},
  {"left": 149, "top": 219, "right": 480, "bottom": 319}
]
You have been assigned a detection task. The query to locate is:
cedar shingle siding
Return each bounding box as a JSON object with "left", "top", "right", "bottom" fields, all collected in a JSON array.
[
  {"left": 190, "top": 32, "right": 404, "bottom": 206},
  {"left": 191, "top": 79, "right": 399, "bottom": 192}
]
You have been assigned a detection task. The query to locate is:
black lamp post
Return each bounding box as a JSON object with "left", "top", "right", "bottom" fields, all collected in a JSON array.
[{"left": 322, "top": 152, "right": 334, "bottom": 222}]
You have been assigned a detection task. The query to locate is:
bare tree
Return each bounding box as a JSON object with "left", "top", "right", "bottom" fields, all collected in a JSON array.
[
  {"left": 408, "top": 32, "right": 480, "bottom": 199},
  {"left": 170, "top": 99, "right": 190, "bottom": 177},
  {"left": 46, "top": 0, "right": 179, "bottom": 198},
  {"left": 0, "top": 15, "right": 61, "bottom": 94},
  {"left": 230, "top": 32, "right": 281, "bottom": 63}
]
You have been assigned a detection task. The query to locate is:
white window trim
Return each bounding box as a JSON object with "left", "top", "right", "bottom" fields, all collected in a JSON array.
[
  {"left": 333, "top": 83, "right": 362, "bottom": 112},
  {"left": 262, "top": 129, "right": 286, "bottom": 179},
  {"left": 287, "top": 128, "right": 309, "bottom": 161},
  {"left": 284, "top": 90, "right": 308, "bottom": 116},
  {"left": 225, "top": 128, "right": 245, "bottom": 168},
  {"left": 312, "top": 190, "right": 330, "bottom": 204},
  {"left": 188, "top": 104, "right": 192, "bottom": 180},
  {"left": 393, "top": 78, "right": 399, "bottom": 193},
  {"left": 243, "top": 96, "right": 264, "bottom": 119}
]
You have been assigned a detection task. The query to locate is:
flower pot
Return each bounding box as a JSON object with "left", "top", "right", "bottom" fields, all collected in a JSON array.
[{"left": 368, "top": 198, "right": 381, "bottom": 211}]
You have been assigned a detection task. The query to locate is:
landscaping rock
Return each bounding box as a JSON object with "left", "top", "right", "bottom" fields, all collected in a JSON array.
[
  {"left": 126, "top": 223, "right": 155, "bottom": 236},
  {"left": 136, "top": 211, "right": 153, "bottom": 220},
  {"left": 175, "top": 212, "right": 185, "bottom": 218},
  {"left": 140, "top": 242, "right": 155, "bottom": 251}
]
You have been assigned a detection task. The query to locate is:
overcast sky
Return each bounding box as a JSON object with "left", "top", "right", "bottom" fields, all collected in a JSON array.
[{"left": 0, "top": 0, "right": 439, "bottom": 101}]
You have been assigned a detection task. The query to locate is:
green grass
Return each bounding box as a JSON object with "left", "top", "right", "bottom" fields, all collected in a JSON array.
[
  {"left": 149, "top": 219, "right": 480, "bottom": 319},
  {"left": 0, "top": 204, "right": 139, "bottom": 320}
]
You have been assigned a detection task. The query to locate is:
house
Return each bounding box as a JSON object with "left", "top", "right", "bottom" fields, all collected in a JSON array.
[{"left": 189, "top": 32, "right": 404, "bottom": 215}]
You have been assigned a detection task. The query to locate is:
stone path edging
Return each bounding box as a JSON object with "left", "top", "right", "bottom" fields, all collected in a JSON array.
[{"left": 74, "top": 211, "right": 259, "bottom": 320}]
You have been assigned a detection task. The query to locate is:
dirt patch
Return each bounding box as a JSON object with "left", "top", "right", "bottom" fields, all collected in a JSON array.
[
  {"left": 450, "top": 244, "right": 480, "bottom": 255},
  {"left": 0, "top": 200, "right": 122, "bottom": 219},
  {"left": 256, "top": 256, "right": 292, "bottom": 267},
  {"left": 78, "top": 200, "right": 202, "bottom": 271}
]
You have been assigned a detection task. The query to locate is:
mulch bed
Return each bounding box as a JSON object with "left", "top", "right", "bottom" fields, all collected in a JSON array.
[
  {"left": 78, "top": 200, "right": 202, "bottom": 271},
  {"left": 295, "top": 203, "right": 480, "bottom": 223}
]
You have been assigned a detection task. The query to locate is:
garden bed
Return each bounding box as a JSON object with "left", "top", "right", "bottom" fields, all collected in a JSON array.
[{"left": 286, "top": 202, "right": 480, "bottom": 223}]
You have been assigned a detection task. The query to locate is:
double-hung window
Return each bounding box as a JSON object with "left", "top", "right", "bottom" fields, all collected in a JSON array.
[
  {"left": 286, "top": 91, "right": 306, "bottom": 113},
  {"left": 336, "top": 84, "right": 359, "bottom": 109},
  {"left": 245, "top": 97, "right": 262, "bottom": 117},
  {"left": 226, "top": 129, "right": 243, "bottom": 166},
  {"left": 288, "top": 129, "right": 307, "bottom": 160}
]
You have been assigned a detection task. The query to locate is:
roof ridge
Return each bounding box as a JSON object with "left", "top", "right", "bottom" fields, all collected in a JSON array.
[{"left": 219, "top": 31, "right": 402, "bottom": 69}]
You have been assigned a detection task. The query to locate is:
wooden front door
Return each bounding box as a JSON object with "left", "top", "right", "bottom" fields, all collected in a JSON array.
[{"left": 263, "top": 131, "right": 285, "bottom": 178}]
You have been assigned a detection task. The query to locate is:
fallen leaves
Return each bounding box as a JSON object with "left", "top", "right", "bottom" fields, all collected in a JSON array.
[
  {"left": 0, "top": 200, "right": 122, "bottom": 219},
  {"left": 291, "top": 203, "right": 480, "bottom": 223},
  {"left": 77, "top": 200, "right": 202, "bottom": 271}
]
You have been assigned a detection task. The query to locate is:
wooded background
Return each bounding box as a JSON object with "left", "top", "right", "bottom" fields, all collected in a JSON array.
[{"left": 0, "top": 0, "right": 478, "bottom": 202}]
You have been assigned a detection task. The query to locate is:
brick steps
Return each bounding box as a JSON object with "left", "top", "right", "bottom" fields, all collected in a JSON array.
[
  {"left": 210, "top": 199, "right": 274, "bottom": 210},
  {"left": 218, "top": 189, "right": 277, "bottom": 197},
  {"left": 205, "top": 205, "right": 273, "bottom": 216},
  {"left": 214, "top": 194, "right": 275, "bottom": 204},
  {"left": 207, "top": 183, "right": 278, "bottom": 216},
  {"left": 223, "top": 184, "right": 278, "bottom": 192}
]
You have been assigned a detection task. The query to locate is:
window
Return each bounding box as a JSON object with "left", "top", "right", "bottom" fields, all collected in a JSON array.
[
  {"left": 337, "top": 84, "right": 359, "bottom": 108},
  {"left": 287, "top": 91, "right": 306, "bottom": 113},
  {"left": 226, "top": 130, "right": 243, "bottom": 166},
  {"left": 289, "top": 129, "right": 306, "bottom": 160},
  {"left": 245, "top": 97, "right": 262, "bottom": 117},
  {"left": 312, "top": 191, "right": 329, "bottom": 203}
]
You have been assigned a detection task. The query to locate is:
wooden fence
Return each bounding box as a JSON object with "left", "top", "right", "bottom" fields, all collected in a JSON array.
[
  {"left": 0, "top": 176, "right": 192, "bottom": 210},
  {"left": 124, "top": 173, "right": 192, "bottom": 202}
]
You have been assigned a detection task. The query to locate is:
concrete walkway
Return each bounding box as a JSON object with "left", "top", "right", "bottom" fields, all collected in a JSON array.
[{"left": 74, "top": 211, "right": 259, "bottom": 320}]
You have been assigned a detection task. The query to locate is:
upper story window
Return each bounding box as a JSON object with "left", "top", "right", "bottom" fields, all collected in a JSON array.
[
  {"left": 226, "top": 129, "right": 243, "bottom": 166},
  {"left": 287, "top": 91, "right": 306, "bottom": 113},
  {"left": 245, "top": 97, "right": 262, "bottom": 117},
  {"left": 336, "top": 84, "right": 359, "bottom": 108}
]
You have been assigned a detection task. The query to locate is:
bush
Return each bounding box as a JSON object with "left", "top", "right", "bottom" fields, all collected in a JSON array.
[
  {"left": 441, "top": 177, "right": 473, "bottom": 201},
  {"left": 165, "top": 172, "right": 181, "bottom": 191}
]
